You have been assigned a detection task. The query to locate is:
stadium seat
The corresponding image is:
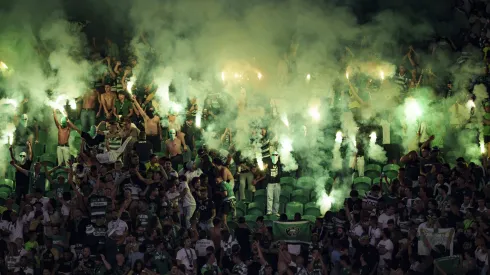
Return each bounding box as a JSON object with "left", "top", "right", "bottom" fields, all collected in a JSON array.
[
  {"left": 247, "top": 202, "right": 265, "bottom": 216},
  {"left": 353, "top": 176, "right": 372, "bottom": 185},
  {"left": 304, "top": 202, "right": 321, "bottom": 217},
  {"left": 281, "top": 185, "right": 293, "bottom": 195},
  {"left": 302, "top": 215, "right": 317, "bottom": 224},
  {"left": 365, "top": 164, "right": 381, "bottom": 180},
  {"left": 354, "top": 182, "right": 371, "bottom": 195},
  {"left": 236, "top": 201, "right": 247, "bottom": 217},
  {"left": 291, "top": 190, "right": 309, "bottom": 204},
  {"left": 280, "top": 176, "right": 296, "bottom": 187},
  {"left": 264, "top": 214, "right": 279, "bottom": 227},
  {"left": 285, "top": 201, "right": 304, "bottom": 218},
  {"left": 0, "top": 185, "right": 12, "bottom": 196},
  {"left": 244, "top": 215, "right": 258, "bottom": 230},
  {"left": 253, "top": 189, "right": 267, "bottom": 205},
  {"left": 296, "top": 176, "right": 315, "bottom": 190},
  {"left": 2, "top": 179, "right": 14, "bottom": 189},
  {"left": 40, "top": 154, "right": 57, "bottom": 167},
  {"left": 383, "top": 164, "right": 400, "bottom": 180},
  {"left": 0, "top": 192, "right": 8, "bottom": 200}
]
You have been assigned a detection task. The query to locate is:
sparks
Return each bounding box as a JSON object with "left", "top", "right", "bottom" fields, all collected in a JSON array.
[
  {"left": 335, "top": 131, "right": 343, "bottom": 143},
  {"left": 196, "top": 112, "right": 202, "bottom": 128},
  {"left": 69, "top": 99, "right": 76, "bottom": 110},
  {"left": 257, "top": 72, "right": 263, "bottom": 80},
  {"left": 280, "top": 136, "right": 293, "bottom": 152},
  {"left": 306, "top": 74, "right": 311, "bottom": 82},
  {"left": 345, "top": 72, "right": 349, "bottom": 80},
  {"left": 7, "top": 133, "right": 13, "bottom": 145},
  {"left": 280, "top": 113, "right": 289, "bottom": 128},
  {"left": 256, "top": 152, "right": 264, "bottom": 170},
  {"left": 127, "top": 78, "right": 135, "bottom": 94},
  {"left": 467, "top": 99, "right": 476, "bottom": 109},
  {"left": 380, "top": 70, "right": 385, "bottom": 80},
  {"left": 221, "top": 71, "right": 225, "bottom": 82},
  {"left": 405, "top": 98, "right": 422, "bottom": 122},
  {"left": 308, "top": 106, "right": 320, "bottom": 121},
  {"left": 0, "top": 61, "right": 8, "bottom": 70},
  {"left": 3, "top": 98, "right": 18, "bottom": 109},
  {"left": 370, "top": 132, "right": 377, "bottom": 143},
  {"left": 481, "top": 140, "right": 486, "bottom": 154}
]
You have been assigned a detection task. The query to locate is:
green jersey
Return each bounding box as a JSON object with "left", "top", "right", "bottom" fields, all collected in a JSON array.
[{"left": 221, "top": 182, "right": 235, "bottom": 201}]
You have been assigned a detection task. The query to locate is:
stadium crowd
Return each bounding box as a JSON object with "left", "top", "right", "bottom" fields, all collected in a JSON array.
[{"left": 4, "top": 0, "right": 490, "bottom": 275}]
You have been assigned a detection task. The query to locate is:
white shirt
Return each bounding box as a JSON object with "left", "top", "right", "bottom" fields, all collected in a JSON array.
[
  {"left": 178, "top": 181, "right": 196, "bottom": 207},
  {"left": 108, "top": 219, "right": 128, "bottom": 237},
  {"left": 29, "top": 197, "right": 50, "bottom": 210},
  {"left": 377, "top": 239, "right": 394, "bottom": 266},
  {"left": 369, "top": 226, "right": 381, "bottom": 246},
  {"left": 176, "top": 248, "right": 197, "bottom": 270},
  {"left": 195, "top": 239, "right": 214, "bottom": 257},
  {"left": 185, "top": 169, "right": 203, "bottom": 184},
  {"left": 26, "top": 210, "right": 50, "bottom": 224},
  {"left": 378, "top": 213, "right": 395, "bottom": 229},
  {"left": 6, "top": 220, "right": 24, "bottom": 242}
]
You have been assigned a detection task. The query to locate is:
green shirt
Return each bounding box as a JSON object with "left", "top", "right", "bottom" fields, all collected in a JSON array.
[
  {"left": 484, "top": 113, "right": 490, "bottom": 136},
  {"left": 152, "top": 251, "right": 172, "bottom": 275},
  {"left": 115, "top": 99, "right": 133, "bottom": 117},
  {"left": 221, "top": 182, "right": 235, "bottom": 200}
]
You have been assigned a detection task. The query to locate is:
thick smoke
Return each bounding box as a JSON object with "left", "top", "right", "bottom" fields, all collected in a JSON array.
[{"left": 0, "top": 0, "right": 483, "bottom": 212}]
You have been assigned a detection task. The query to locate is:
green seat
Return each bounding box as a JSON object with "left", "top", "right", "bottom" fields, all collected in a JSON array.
[
  {"left": 353, "top": 176, "right": 372, "bottom": 185},
  {"left": 0, "top": 185, "right": 12, "bottom": 195},
  {"left": 285, "top": 201, "right": 304, "bottom": 217},
  {"left": 244, "top": 215, "right": 258, "bottom": 230},
  {"left": 281, "top": 185, "right": 293, "bottom": 195},
  {"left": 296, "top": 176, "right": 315, "bottom": 190},
  {"left": 3, "top": 179, "right": 14, "bottom": 188},
  {"left": 247, "top": 202, "right": 265, "bottom": 216},
  {"left": 40, "top": 154, "right": 57, "bottom": 167},
  {"left": 291, "top": 190, "right": 309, "bottom": 204},
  {"left": 304, "top": 202, "right": 321, "bottom": 217},
  {"left": 264, "top": 214, "right": 279, "bottom": 227},
  {"left": 0, "top": 192, "right": 9, "bottom": 200},
  {"left": 383, "top": 164, "right": 400, "bottom": 180},
  {"left": 365, "top": 164, "right": 381, "bottom": 180},
  {"left": 236, "top": 201, "right": 247, "bottom": 217},
  {"left": 302, "top": 215, "right": 317, "bottom": 223},
  {"left": 253, "top": 189, "right": 266, "bottom": 205},
  {"left": 354, "top": 182, "right": 371, "bottom": 195},
  {"left": 280, "top": 177, "right": 296, "bottom": 187}
]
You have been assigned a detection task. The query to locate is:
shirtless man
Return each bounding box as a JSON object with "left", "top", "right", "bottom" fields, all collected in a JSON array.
[
  {"left": 53, "top": 109, "right": 72, "bottom": 166},
  {"left": 165, "top": 129, "right": 183, "bottom": 170},
  {"left": 212, "top": 158, "right": 235, "bottom": 188},
  {"left": 80, "top": 89, "right": 99, "bottom": 132},
  {"left": 98, "top": 85, "right": 116, "bottom": 120},
  {"left": 132, "top": 95, "right": 162, "bottom": 152}
]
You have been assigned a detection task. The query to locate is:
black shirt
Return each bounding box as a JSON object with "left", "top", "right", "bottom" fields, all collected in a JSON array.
[
  {"left": 15, "top": 159, "right": 32, "bottom": 191},
  {"left": 134, "top": 141, "right": 153, "bottom": 162},
  {"left": 196, "top": 199, "right": 215, "bottom": 222},
  {"left": 181, "top": 123, "right": 199, "bottom": 149},
  {"left": 42, "top": 249, "right": 56, "bottom": 270},
  {"left": 266, "top": 159, "right": 282, "bottom": 184},
  {"left": 68, "top": 217, "right": 90, "bottom": 245}
]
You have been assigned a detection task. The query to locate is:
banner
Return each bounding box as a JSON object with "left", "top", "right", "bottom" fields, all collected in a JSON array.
[
  {"left": 273, "top": 221, "right": 311, "bottom": 242},
  {"left": 417, "top": 228, "right": 455, "bottom": 256},
  {"left": 433, "top": 256, "right": 461, "bottom": 275}
]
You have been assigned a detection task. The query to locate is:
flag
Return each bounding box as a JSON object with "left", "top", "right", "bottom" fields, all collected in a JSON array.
[
  {"left": 418, "top": 228, "right": 455, "bottom": 256},
  {"left": 272, "top": 221, "right": 311, "bottom": 242}
]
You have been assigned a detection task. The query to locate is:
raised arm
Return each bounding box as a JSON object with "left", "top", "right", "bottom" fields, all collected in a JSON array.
[
  {"left": 131, "top": 95, "right": 148, "bottom": 120},
  {"left": 26, "top": 141, "right": 33, "bottom": 161},
  {"left": 53, "top": 109, "right": 60, "bottom": 129}
]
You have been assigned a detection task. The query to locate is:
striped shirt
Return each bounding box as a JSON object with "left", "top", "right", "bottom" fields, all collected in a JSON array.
[
  {"left": 232, "top": 262, "right": 247, "bottom": 275},
  {"left": 88, "top": 195, "right": 111, "bottom": 221},
  {"left": 392, "top": 73, "right": 410, "bottom": 91},
  {"left": 108, "top": 136, "right": 122, "bottom": 151},
  {"left": 261, "top": 138, "right": 271, "bottom": 159},
  {"left": 363, "top": 191, "right": 381, "bottom": 209}
]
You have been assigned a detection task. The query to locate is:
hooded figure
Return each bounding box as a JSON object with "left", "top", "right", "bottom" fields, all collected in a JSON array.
[
  {"left": 271, "top": 151, "right": 279, "bottom": 165},
  {"left": 21, "top": 113, "right": 28, "bottom": 128},
  {"left": 169, "top": 129, "right": 176, "bottom": 140},
  {"left": 60, "top": 116, "right": 68, "bottom": 128}
]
